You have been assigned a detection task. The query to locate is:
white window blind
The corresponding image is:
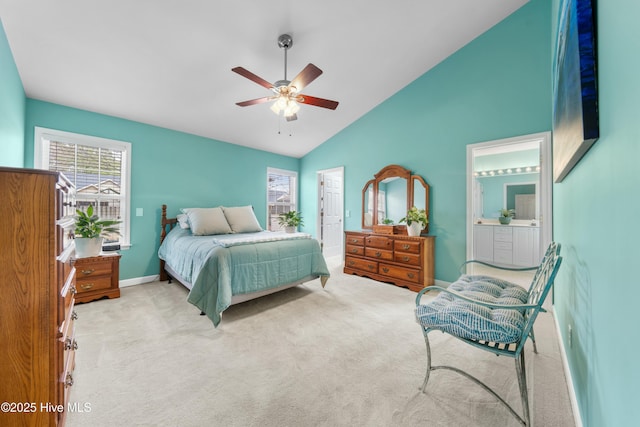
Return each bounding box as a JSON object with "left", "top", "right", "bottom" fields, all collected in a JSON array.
[
  {"left": 35, "top": 127, "right": 131, "bottom": 248},
  {"left": 267, "top": 168, "right": 297, "bottom": 231}
]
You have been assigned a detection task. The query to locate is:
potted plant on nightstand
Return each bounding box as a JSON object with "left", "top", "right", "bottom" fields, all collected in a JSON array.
[
  {"left": 74, "top": 204, "right": 121, "bottom": 258},
  {"left": 399, "top": 206, "right": 428, "bottom": 237},
  {"left": 278, "top": 210, "right": 304, "bottom": 233}
]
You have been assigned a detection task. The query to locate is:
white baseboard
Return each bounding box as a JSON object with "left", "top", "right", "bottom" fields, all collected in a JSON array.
[
  {"left": 434, "top": 279, "right": 451, "bottom": 288},
  {"left": 119, "top": 274, "right": 159, "bottom": 288},
  {"left": 553, "top": 309, "right": 583, "bottom": 427}
]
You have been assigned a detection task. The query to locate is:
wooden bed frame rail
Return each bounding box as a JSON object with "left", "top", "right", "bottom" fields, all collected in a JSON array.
[{"left": 160, "top": 204, "right": 178, "bottom": 281}]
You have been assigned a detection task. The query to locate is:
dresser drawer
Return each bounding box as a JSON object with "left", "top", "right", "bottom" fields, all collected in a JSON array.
[
  {"left": 365, "top": 235, "right": 393, "bottom": 249},
  {"left": 365, "top": 247, "right": 393, "bottom": 261},
  {"left": 394, "top": 252, "right": 421, "bottom": 266},
  {"left": 76, "top": 276, "right": 112, "bottom": 293},
  {"left": 345, "top": 234, "right": 365, "bottom": 246},
  {"left": 346, "top": 244, "right": 365, "bottom": 256},
  {"left": 394, "top": 240, "right": 421, "bottom": 254},
  {"left": 345, "top": 256, "right": 378, "bottom": 273},
  {"left": 379, "top": 263, "right": 421, "bottom": 284}
]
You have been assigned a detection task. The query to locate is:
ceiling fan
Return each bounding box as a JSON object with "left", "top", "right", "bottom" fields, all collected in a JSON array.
[{"left": 232, "top": 34, "right": 339, "bottom": 122}]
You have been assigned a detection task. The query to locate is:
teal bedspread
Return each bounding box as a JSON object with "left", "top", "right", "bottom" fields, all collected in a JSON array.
[{"left": 158, "top": 227, "right": 330, "bottom": 326}]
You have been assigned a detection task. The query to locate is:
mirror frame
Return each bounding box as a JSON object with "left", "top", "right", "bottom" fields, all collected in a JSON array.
[{"left": 361, "top": 164, "right": 430, "bottom": 232}]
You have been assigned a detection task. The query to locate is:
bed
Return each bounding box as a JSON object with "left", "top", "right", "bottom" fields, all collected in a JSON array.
[{"left": 158, "top": 204, "right": 330, "bottom": 326}]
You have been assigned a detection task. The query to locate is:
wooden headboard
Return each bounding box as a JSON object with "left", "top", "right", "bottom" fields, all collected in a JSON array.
[{"left": 159, "top": 204, "right": 178, "bottom": 281}]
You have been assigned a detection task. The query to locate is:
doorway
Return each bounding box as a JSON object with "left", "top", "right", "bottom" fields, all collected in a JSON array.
[
  {"left": 466, "top": 132, "right": 552, "bottom": 262},
  {"left": 317, "top": 167, "right": 344, "bottom": 258}
]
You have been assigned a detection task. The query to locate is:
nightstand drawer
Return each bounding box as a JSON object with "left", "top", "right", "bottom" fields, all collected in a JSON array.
[
  {"left": 76, "top": 276, "right": 112, "bottom": 293},
  {"left": 76, "top": 262, "right": 112, "bottom": 277}
]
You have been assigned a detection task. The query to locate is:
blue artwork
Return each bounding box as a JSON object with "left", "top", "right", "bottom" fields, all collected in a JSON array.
[{"left": 552, "top": 0, "right": 599, "bottom": 182}]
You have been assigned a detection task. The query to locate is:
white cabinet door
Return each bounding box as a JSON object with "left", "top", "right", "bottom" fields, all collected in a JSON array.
[
  {"left": 513, "top": 227, "right": 540, "bottom": 266},
  {"left": 474, "top": 225, "right": 494, "bottom": 262}
]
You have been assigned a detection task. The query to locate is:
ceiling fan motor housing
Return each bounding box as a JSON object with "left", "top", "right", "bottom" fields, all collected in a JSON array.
[{"left": 277, "top": 34, "right": 293, "bottom": 50}]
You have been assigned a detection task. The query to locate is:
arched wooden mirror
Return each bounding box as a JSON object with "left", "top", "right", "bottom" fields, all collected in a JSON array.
[{"left": 361, "top": 164, "right": 430, "bottom": 232}]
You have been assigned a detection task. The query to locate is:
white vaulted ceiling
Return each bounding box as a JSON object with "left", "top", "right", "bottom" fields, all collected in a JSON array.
[{"left": 0, "top": 0, "right": 528, "bottom": 157}]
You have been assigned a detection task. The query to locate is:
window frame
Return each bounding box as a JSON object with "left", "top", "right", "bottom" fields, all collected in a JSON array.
[
  {"left": 34, "top": 127, "right": 132, "bottom": 249},
  {"left": 266, "top": 167, "right": 298, "bottom": 231}
]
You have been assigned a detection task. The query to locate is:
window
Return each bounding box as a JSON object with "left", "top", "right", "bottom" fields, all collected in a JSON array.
[
  {"left": 35, "top": 127, "right": 132, "bottom": 248},
  {"left": 267, "top": 168, "right": 297, "bottom": 231}
]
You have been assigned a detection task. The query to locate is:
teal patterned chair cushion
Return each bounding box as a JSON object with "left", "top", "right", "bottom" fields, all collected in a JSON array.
[{"left": 415, "top": 276, "right": 529, "bottom": 344}]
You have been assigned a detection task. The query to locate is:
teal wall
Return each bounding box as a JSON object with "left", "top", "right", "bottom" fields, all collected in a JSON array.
[
  {"left": 24, "top": 100, "right": 299, "bottom": 281},
  {"left": 300, "top": 0, "right": 551, "bottom": 282},
  {"left": 0, "top": 19, "right": 25, "bottom": 167},
  {"left": 551, "top": 0, "right": 640, "bottom": 425}
]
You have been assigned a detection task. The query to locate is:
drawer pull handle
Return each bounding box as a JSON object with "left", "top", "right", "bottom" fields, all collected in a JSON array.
[
  {"left": 351, "top": 239, "right": 358, "bottom": 243},
  {"left": 81, "top": 268, "right": 95, "bottom": 275},
  {"left": 402, "top": 256, "right": 410, "bottom": 262},
  {"left": 375, "top": 251, "right": 382, "bottom": 258},
  {"left": 382, "top": 267, "right": 389, "bottom": 273},
  {"left": 407, "top": 273, "right": 415, "bottom": 279},
  {"left": 402, "top": 244, "right": 410, "bottom": 250},
  {"left": 349, "top": 261, "right": 355, "bottom": 266},
  {"left": 65, "top": 338, "right": 79, "bottom": 351},
  {"left": 65, "top": 373, "right": 74, "bottom": 387},
  {"left": 368, "top": 264, "right": 375, "bottom": 270},
  {"left": 351, "top": 249, "right": 358, "bottom": 253},
  {"left": 80, "top": 283, "right": 94, "bottom": 290},
  {"left": 71, "top": 311, "right": 78, "bottom": 320},
  {"left": 70, "top": 285, "right": 77, "bottom": 295}
]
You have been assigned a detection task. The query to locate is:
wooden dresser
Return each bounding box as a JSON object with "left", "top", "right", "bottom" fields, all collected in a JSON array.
[
  {"left": 0, "top": 167, "right": 77, "bottom": 426},
  {"left": 344, "top": 230, "right": 435, "bottom": 292},
  {"left": 73, "top": 253, "right": 121, "bottom": 303}
]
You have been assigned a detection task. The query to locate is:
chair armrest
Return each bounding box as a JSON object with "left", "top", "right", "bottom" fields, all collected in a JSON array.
[
  {"left": 416, "top": 285, "right": 545, "bottom": 312},
  {"left": 459, "top": 260, "right": 538, "bottom": 275}
]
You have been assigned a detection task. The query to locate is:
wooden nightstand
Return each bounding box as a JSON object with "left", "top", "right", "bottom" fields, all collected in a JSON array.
[{"left": 72, "top": 253, "right": 121, "bottom": 304}]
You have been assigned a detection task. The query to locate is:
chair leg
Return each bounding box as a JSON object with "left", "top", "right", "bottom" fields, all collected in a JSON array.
[
  {"left": 515, "top": 351, "right": 531, "bottom": 426},
  {"left": 529, "top": 328, "right": 538, "bottom": 354},
  {"left": 419, "top": 330, "right": 433, "bottom": 393}
]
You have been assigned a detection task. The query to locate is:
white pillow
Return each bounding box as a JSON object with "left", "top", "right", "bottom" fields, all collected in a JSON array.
[
  {"left": 221, "top": 205, "right": 262, "bottom": 233},
  {"left": 181, "top": 207, "right": 232, "bottom": 236},
  {"left": 176, "top": 213, "right": 190, "bottom": 229}
]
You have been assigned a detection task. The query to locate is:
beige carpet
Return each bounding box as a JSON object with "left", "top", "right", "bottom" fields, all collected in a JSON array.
[{"left": 67, "top": 259, "right": 574, "bottom": 426}]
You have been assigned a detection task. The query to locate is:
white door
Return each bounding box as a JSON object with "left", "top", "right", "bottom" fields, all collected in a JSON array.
[{"left": 318, "top": 168, "right": 344, "bottom": 258}]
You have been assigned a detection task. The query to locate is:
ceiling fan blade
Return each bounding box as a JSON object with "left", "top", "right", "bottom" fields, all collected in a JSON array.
[
  {"left": 286, "top": 114, "right": 298, "bottom": 122},
  {"left": 297, "top": 94, "right": 339, "bottom": 110},
  {"left": 232, "top": 67, "right": 274, "bottom": 90},
  {"left": 236, "top": 97, "right": 273, "bottom": 107},
  {"left": 289, "top": 64, "right": 323, "bottom": 92}
]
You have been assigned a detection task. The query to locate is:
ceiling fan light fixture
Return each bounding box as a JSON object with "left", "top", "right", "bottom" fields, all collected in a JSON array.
[
  {"left": 232, "top": 33, "right": 339, "bottom": 121},
  {"left": 284, "top": 101, "right": 300, "bottom": 117}
]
